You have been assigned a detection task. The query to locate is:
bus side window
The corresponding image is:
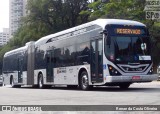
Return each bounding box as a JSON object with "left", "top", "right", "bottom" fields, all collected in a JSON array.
[
  {"left": 54, "top": 48, "right": 65, "bottom": 67},
  {"left": 77, "top": 42, "right": 90, "bottom": 65},
  {"left": 64, "top": 45, "right": 76, "bottom": 66}
]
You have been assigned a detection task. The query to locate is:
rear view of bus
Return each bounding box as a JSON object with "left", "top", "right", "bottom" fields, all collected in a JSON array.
[{"left": 99, "top": 19, "right": 158, "bottom": 89}]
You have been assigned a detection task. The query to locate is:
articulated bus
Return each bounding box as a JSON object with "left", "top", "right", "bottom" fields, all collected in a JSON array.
[{"left": 2, "top": 19, "right": 158, "bottom": 90}]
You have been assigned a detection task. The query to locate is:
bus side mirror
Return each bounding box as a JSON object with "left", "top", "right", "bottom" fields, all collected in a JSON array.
[
  {"left": 99, "top": 30, "right": 111, "bottom": 46},
  {"left": 99, "top": 30, "right": 108, "bottom": 34}
]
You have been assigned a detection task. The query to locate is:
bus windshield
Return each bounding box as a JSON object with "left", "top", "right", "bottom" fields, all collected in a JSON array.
[
  {"left": 106, "top": 36, "right": 151, "bottom": 63},
  {"left": 105, "top": 25, "right": 151, "bottom": 64}
]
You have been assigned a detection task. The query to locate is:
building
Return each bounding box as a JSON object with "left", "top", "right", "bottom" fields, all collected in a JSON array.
[
  {"left": 0, "top": 28, "right": 10, "bottom": 46},
  {"left": 9, "top": 0, "right": 28, "bottom": 38}
]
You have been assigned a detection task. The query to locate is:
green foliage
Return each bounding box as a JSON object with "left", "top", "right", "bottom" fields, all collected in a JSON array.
[
  {"left": 25, "top": 0, "right": 89, "bottom": 31},
  {"left": 81, "top": 0, "right": 146, "bottom": 21}
]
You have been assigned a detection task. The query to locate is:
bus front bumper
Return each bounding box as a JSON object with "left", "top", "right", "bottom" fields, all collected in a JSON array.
[{"left": 105, "top": 74, "right": 158, "bottom": 83}]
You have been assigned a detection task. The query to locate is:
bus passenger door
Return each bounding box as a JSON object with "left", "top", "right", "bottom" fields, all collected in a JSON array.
[
  {"left": 46, "top": 50, "right": 54, "bottom": 82},
  {"left": 91, "top": 39, "right": 103, "bottom": 83},
  {"left": 18, "top": 58, "right": 23, "bottom": 83}
]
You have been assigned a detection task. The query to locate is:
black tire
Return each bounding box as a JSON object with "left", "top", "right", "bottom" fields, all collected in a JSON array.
[
  {"left": 38, "top": 74, "right": 45, "bottom": 89},
  {"left": 0, "top": 84, "right": 2, "bottom": 87},
  {"left": 79, "top": 71, "right": 92, "bottom": 90},
  {"left": 119, "top": 83, "right": 130, "bottom": 89},
  {"left": 11, "top": 77, "right": 21, "bottom": 88}
]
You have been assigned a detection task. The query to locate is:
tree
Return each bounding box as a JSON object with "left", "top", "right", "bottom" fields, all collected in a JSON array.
[{"left": 25, "top": 0, "right": 89, "bottom": 33}]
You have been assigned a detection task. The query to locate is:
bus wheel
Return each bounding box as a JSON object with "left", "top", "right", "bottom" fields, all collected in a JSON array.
[
  {"left": 38, "top": 74, "right": 44, "bottom": 89},
  {"left": 119, "top": 83, "right": 130, "bottom": 89},
  {"left": 80, "top": 71, "right": 91, "bottom": 90}
]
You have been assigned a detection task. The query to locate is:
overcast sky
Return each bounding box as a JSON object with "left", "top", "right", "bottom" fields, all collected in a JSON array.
[{"left": 0, "top": 0, "right": 9, "bottom": 32}]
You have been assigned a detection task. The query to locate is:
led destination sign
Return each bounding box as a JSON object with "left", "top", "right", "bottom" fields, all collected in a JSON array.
[{"left": 116, "top": 28, "right": 142, "bottom": 35}]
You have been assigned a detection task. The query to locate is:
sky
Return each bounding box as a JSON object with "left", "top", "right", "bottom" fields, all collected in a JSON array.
[{"left": 0, "top": 0, "right": 9, "bottom": 32}]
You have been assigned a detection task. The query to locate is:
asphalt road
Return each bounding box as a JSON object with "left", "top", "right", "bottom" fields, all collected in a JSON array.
[{"left": 0, "top": 81, "right": 160, "bottom": 105}]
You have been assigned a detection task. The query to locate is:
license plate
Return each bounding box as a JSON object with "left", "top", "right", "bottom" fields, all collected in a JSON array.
[{"left": 132, "top": 76, "right": 140, "bottom": 80}]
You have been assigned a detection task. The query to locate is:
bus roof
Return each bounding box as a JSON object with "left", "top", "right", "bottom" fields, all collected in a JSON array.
[
  {"left": 4, "top": 46, "right": 27, "bottom": 57},
  {"left": 35, "top": 19, "right": 145, "bottom": 46}
]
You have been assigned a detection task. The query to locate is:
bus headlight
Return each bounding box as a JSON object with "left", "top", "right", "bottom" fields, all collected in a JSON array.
[
  {"left": 108, "top": 65, "right": 122, "bottom": 76},
  {"left": 148, "top": 67, "right": 153, "bottom": 74}
]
